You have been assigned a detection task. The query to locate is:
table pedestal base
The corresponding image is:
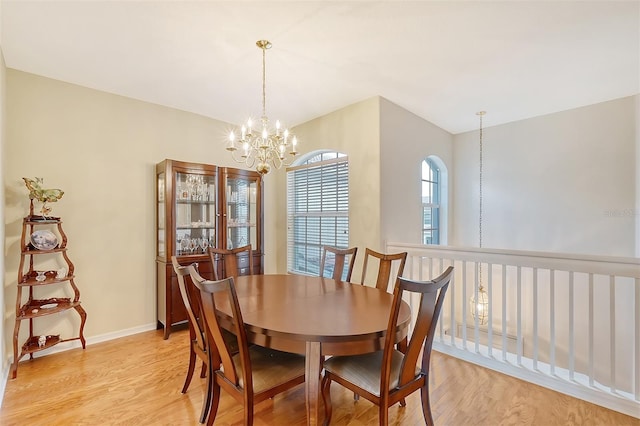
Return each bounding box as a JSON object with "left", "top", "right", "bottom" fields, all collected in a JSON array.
[{"left": 305, "top": 341, "right": 322, "bottom": 426}]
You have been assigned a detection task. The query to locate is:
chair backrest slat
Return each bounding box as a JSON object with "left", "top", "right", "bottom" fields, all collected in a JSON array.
[
  {"left": 360, "top": 248, "right": 407, "bottom": 291},
  {"left": 208, "top": 244, "right": 254, "bottom": 280},
  {"left": 319, "top": 246, "right": 358, "bottom": 282}
]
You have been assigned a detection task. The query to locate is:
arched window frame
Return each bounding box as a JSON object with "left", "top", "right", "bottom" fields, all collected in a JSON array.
[{"left": 422, "top": 156, "right": 448, "bottom": 245}]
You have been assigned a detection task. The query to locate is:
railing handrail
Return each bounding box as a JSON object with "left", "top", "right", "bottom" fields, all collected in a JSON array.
[{"left": 386, "top": 242, "right": 640, "bottom": 278}]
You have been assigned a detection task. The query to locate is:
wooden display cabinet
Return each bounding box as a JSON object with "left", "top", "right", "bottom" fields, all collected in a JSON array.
[{"left": 156, "top": 159, "right": 263, "bottom": 338}]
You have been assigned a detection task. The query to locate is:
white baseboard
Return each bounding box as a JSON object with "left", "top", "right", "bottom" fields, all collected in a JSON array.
[
  {"left": 24, "top": 322, "right": 158, "bottom": 359},
  {"left": 0, "top": 362, "right": 9, "bottom": 408}
]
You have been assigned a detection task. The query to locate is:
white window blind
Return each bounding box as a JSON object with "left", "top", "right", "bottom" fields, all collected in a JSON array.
[{"left": 287, "top": 152, "right": 349, "bottom": 275}]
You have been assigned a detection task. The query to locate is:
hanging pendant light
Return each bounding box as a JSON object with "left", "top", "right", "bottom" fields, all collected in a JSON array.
[
  {"left": 470, "top": 111, "right": 489, "bottom": 325},
  {"left": 225, "top": 40, "right": 299, "bottom": 175},
  {"left": 470, "top": 282, "right": 489, "bottom": 325}
]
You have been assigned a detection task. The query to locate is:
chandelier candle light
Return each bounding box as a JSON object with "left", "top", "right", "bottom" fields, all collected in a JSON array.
[
  {"left": 226, "top": 40, "right": 298, "bottom": 175},
  {"left": 470, "top": 111, "right": 489, "bottom": 325}
]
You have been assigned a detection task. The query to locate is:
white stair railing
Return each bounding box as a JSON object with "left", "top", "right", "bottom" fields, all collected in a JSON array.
[{"left": 386, "top": 242, "right": 640, "bottom": 419}]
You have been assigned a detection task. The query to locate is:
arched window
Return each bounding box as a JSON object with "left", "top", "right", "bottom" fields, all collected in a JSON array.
[
  {"left": 287, "top": 151, "right": 349, "bottom": 275},
  {"left": 422, "top": 157, "right": 447, "bottom": 245}
]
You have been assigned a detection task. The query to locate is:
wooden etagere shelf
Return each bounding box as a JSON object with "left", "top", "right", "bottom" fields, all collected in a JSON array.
[
  {"left": 10, "top": 206, "right": 87, "bottom": 379},
  {"left": 18, "top": 270, "right": 76, "bottom": 286}
]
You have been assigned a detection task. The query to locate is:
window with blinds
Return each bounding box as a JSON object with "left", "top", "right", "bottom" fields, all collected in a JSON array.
[{"left": 287, "top": 151, "right": 349, "bottom": 275}]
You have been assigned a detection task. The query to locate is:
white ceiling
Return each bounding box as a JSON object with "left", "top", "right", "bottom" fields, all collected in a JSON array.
[{"left": 1, "top": 1, "right": 638, "bottom": 134}]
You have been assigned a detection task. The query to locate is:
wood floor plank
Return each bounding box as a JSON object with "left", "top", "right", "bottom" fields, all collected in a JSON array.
[{"left": 1, "top": 329, "right": 636, "bottom": 425}]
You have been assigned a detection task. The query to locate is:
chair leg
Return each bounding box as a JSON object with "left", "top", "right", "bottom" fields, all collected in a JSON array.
[
  {"left": 396, "top": 337, "right": 407, "bottom": 407},
  {"left": 321, "top": 374, "right": 333, "bottom": 426},
  {"left": 378, "top": 404, "right": 389, "bottom": 426},
  {"left": 353, "top": 392, "right": 359, "bottom": 401},
  {"left": 244, "top": 409, "right": 253, "bottom": 426},
  {"left": 199, "top": 360, "right": 207, "bottom": 378},
  {"left": 199, "top": 364, "right": 213, "bottom": 424},
  {"left": 244, "top": 397, "right": 254, "bottom": 426},
  {"left": 420, "top": 382, "right": 434, "bottom": 426},
  {"left": 182, "top": 347, "right": 197, "bottom": 393},
  {"left": 205, "top": 380, "right": 220, "bottom": 426}
]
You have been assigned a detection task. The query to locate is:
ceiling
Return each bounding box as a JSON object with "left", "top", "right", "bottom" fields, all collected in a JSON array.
[{"left": 1, "top": 1, "right": 638, "bottom": 134}]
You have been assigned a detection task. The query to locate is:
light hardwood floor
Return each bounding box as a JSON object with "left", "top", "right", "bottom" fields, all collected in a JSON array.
[{"left": 1, "top": 329, "right": 636, "bottom": 425}]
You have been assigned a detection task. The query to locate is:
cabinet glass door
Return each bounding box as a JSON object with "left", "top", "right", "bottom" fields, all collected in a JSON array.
[
  {"left": 157, "top": 172, "right": 166, "bottom": 258},
  {"left": 226, "top": 176, "right": 258, "bottom": 250},
  {"left": 175, "top": 172, "right": 216, "bottom": 255}
]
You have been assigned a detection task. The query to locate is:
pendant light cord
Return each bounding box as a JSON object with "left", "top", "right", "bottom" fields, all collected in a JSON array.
[
  {"left": 477, "top": 111, "right": 485, "bottom": 288},
  {"left": 479, "top": 112, "right": 483, "bottom": 251}
]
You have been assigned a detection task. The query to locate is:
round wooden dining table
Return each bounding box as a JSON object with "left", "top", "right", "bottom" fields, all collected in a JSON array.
[{"left": 227, "top": 273, "right": 412, "bottom": 426}]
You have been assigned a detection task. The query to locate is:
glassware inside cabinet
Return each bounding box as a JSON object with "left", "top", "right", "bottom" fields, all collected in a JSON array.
[
  {"left": 226, "top": 177, "right": 257, "bottom": 249},
  {"left": 175, "top": 172, "right": 216, "bottom": 256},
  {"left": 157, "top": 172, "right": 165, "bottom": 258}
]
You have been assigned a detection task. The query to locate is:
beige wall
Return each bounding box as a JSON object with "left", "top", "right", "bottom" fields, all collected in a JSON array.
[
  {"left": 379, "top": 98, "right": 453, "bottom": 245},
  {"left": 452, "top": 96, "right": 637, "bottom": 257},
  {"left": 2, "top": 70, "right": 275, "bottom": 364},
  {"left": 0, "top": 48, "right": 6, "bottom": 377},
  {"left": 636, "top": 95, "right": 640, "bottom": 257},
  {"left": 282, "top": 97, "right": 381, "bottom": 276}
]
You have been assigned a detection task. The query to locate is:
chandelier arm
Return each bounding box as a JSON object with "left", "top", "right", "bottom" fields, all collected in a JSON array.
[
  {"left": 271, "top": 155, "right": 284, "bottom": 170},
  {"left": 279, "top": 157, "right": 291, "bottom": 168},
  {"left": 229, "top": 150, "right": 245, "bottom": 165},
  {"left": 229, "top": 148, "right": 256, "bottom": 168},
  {"left": 244, "top": 152, "right": 256, "bottom": 169}
]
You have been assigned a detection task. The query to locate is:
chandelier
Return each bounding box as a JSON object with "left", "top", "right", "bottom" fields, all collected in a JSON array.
[
  {"left": 226, "top": 40, "right": 299, "bottom": 175},
  {"left": 470, "top": 111, "right": 489, "bottom": 325}
]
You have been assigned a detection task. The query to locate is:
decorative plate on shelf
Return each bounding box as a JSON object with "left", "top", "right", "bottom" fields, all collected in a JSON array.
[
  {"left": 40, "top": 303, "right": 58, "bottom": 309},
  {"left": 30, "top": 230, "right": 58, "bottom": 250}
]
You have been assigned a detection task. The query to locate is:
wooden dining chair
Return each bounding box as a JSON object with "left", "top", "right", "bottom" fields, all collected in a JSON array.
[
  {"left": 208, "top": 244, "right": 254, "bottom": 280},
  {"left": 360, "top": 248, "right": 407, "bottom": 292},
  {"left": 171, "top": 257, "right": 211, "bottom": 423},
  {"left": 319, "top": 245, "right": 358, "bottom": 282},
  {"left": 188, "top": 267, "right": 306, "bottom": 426},
  {"left": 321, "top": 266, "right": 454, "bottom": 426},
  {"left": 355, "top": 249, "right": 408, "bottom": 401}
]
